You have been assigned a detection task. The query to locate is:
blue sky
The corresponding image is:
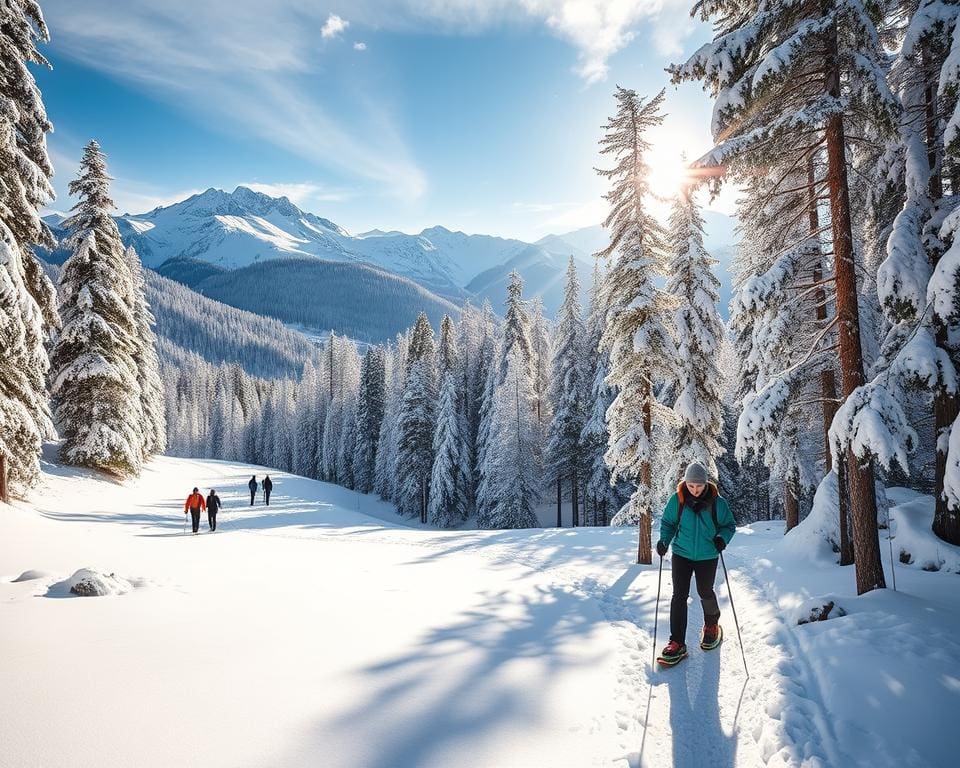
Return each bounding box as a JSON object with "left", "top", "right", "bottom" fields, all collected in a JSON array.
[{"left": 37, "top": 1, "right": 732, "bottom": 242}]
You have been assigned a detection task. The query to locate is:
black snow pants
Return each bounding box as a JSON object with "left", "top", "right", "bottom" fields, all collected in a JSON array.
[
  {"left": 249, "top": 489, "right": 256, "bottom": 505},
  {"left": 264, "top": 489, "right": 271, "bottom": 506},
  {"left": 207, "top": 510, "right": 217, "bottom": 531},
  {"left": 670, "top": 553, "right": 720, "bottom": 644},
  {"left": 189, "top": 508, "right": 201, "bottom": 533}
]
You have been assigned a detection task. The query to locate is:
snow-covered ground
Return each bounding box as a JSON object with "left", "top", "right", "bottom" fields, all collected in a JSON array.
[{"left": 2, "top": 450, "right": 958, "bottom": 767}]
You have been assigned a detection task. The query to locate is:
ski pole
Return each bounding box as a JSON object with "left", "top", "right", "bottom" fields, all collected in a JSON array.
[
  {"left": 651, "top": 554, "right": 663, "bottom": 668},
  {"left": 639, "top": 555, "right": 664, "bottom": 767},
  {"left": 719, "top": 551, "right": 749, "bottom": 679}
]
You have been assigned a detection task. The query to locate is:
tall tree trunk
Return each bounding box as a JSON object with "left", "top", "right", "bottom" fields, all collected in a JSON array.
[
  {"left": 785, "top": 467, "right": 800, "bottom": 533},
  {"left": 825, "top": 21, "right": 885, "bottom": 593},
  {"left": 556, "top": 478, "right": 562, "bottom": 528},
  {"left": 637, "top": 381, "right": 653, "bottom": 564},
  {"left": 808, "top": 156, "right": 839, "bottom": 470},
  {"left": 572, "top": 470, "right": 579, "bottom": 528},
  {"left": 0, "top": 454, "right": 8, "bottom": 504}
]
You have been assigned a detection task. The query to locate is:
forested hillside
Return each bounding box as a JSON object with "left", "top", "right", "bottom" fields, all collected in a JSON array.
[{"left": 185, "top": 256, "right": 460, "bottom": 343}]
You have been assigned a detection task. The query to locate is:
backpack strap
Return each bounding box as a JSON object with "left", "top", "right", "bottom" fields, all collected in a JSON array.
[{"left": 711, "top": 496, "right": 719, "bottom": 530}]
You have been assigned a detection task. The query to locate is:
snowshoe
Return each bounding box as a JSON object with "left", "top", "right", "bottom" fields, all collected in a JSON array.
[
  {"left": 656, "top": 641, "right": 688, "bottom": 667},
  {"left": 700, "top": 624, "right": 723, "bottom": 651}
]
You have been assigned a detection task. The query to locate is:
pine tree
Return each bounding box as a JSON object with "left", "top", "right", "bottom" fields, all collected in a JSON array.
[
  {"left": 353, "top": 347, "right": 386, "bottom": 493},
  {"left": 0, "top": 1, "right": 57, "bottom": 493},
  {"left": 428, "top": 369, "right": 469, "bottom": 526},
  {"left": 670, "top": 0, "right": 901, "bottom": 592},
  {"left": 124, "top": 245, "right": 166, "bottom": 456},
  {"left": 581, "top": 262, "right": 625, "bottom": 526},
  {"left": 481, "top": 347, "right": 541, "bottom": 529},
  {"left": 546, "top": 256, "right": 586, "bottom": 527},
  {"left": 396, "top": 314, "right": 438, "bottom": 521},
  {"left": 596, "top": 87, "right": 672, "bottom": 563},
  {"left": 665, "top": 188, "right": 725, "bottom": 487},
  {"left": 870, "top": 3, "right": 960, "bottom": 544},
  {"left": 50, "top": 141, "right": 144, "bottom": 476}
]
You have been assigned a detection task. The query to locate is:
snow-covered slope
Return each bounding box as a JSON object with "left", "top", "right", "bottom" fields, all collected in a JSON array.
[{"left": 2, "top": 452, "right": 958, "bottom": 767}]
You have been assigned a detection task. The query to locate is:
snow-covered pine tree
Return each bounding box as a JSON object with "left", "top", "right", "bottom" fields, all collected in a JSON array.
[
  {"left": 665, "top": 187, "right": 725, "bottom": 490},
  {"left": 729, "top": 172, "right": 828, "bottom": 535},
  {"left": 0, "top": 0, "right": 58, "bottom": 493},
  {"left": 596, "top": 87, "right": 673, "bottom": 564},
  {"left": 529, "top": 296, "right": 552, "bottom": 472},
  {"left": 50, "top": 141, "right": 144, "bottom": 476},
  {"left": 581, "top": 261, "right": 625, "bottom": 526},
  {"left": 481, "top": 346, "right": 541, "bottom": 529},
  {"left": 428, "top": 367, "right": 469, "bottom": 527},
  {"left": 458, "top": 302, "right": 483, "bottom": 511},
  {"left": 396, "top": 313, "right": 438, "bottom": 521},
  {"left": 375, "top": 334, "right": 408, "bottom": 501},
  {"left": 123, "top": 245, "right": 166, "bottom": 456},
  {"left": 870, "top": 3, "right": 960, "bottom": 544},
  {"left": 294, "top": 360, "right": 321, "bottom": 478},
  {"left": 353, "top": 346, "right": 386, "bottom": 493},
  {"left": 545, "top": 256, "right": 586, "bottom": 527},
  {"left": 474, "top": 310, "right": 500, "bottom": 522},
  {"left": 499, "top": 271, "right": 532, "bottom": 378},
  {"left": 670, "top": 0, "right": 901, "bottom": 592}
]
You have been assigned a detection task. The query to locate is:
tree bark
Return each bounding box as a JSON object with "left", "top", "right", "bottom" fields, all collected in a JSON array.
[
  {"left": 785, "top": 468, "right": 800, "bottom": 533},
  {"left": 808, "top": 156, "right": 839, "bottom": 470},
  {"left": 637, "top": 380, "right": 653, "bottom": 564},
  {"left": 0, "top": 455, "right": 8, "bottom": 504},
  {"left": 556, "top": 478, "right": 562, "bottom": 528},
  {"left": 825, "top": 20, "right": 885, "bottom": 593},
  {"left": 572, "top": 470, "right": 579, "bottom": 528}
]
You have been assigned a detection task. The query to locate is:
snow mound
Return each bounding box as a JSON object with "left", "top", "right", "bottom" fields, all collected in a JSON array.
[
  {"left": 47, "top": 568, "right": 148, "bottom": 597},
  {"left": 790, "top": 596, "right": 848, "bottom": 625},
  {"left": 778, "top": 470, "right": 840, "bottom": 562},
  {"left": 11, "top": 569, "right": 51, "bottom": 582},
  {"left": 891, "top": 495, "right": 960, "bottom": 573}
]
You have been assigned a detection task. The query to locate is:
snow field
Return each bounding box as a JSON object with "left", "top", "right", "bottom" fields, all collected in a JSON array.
[{"left": 2, "top": 454, "right": 958, "bottom": 767}]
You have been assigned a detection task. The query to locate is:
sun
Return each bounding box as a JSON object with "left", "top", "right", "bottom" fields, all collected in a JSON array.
[
  {"left": 643, "top": 124, "right": 709, "bottom": 201},
  {"left": 645, "top": 150, "right": 696, "bottom": 200}
]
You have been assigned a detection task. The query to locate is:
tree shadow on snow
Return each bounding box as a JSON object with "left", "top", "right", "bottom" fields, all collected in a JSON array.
[{"left": 245, "top": 578, "right": 656, "bottom": 768}]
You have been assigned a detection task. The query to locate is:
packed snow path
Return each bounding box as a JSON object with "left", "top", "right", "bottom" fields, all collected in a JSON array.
[{"left": 2, "top": 454, "right": 958, "bottom": 767}]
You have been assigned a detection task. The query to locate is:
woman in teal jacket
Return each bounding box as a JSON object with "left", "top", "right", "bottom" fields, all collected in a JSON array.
[{"left": 655, "top": 461, "right": 736, "bottom": 665}]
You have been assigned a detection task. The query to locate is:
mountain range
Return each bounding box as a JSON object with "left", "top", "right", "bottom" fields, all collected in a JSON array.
[{"left": 40, "top": 186, "right": 738, "bottom": 340}]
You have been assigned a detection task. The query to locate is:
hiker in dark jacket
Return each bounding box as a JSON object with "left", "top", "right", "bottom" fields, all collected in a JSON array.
[
  {"left": 206, "top": 489, "right": 222, "bottom": 532},
  {"left": 654, "top": 461, "right": 736, "bottom": 665},
  {"left": 263, "top": 475, "right": 273, "bottom": 506},
  {"left": 184, "top": 487, "right": 206, "bottom": 534},
  {"left": 248, "top": 475, "right": 258, "bottom": 505}
]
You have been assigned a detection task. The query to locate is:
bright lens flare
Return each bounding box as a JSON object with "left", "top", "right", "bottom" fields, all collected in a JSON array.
[{"left": 646, "top": 153, "right": 695, "bottom": 199}]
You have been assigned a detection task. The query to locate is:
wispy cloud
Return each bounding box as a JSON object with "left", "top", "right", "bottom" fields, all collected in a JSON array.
[
  {"left": 42, "top": 1, "right": 426, "bottom": 199},
  {"left": 354, "top": 42, "right": 368, "bottom": 51},
  {"left": 240, "top": 181, "right": 354, "bottom": 206},
  {"left": 321, "top": 14, "right": 349, "bottom": 39},
  {"left": 343, "top": 1, "right": 685, "bottom": 83}
]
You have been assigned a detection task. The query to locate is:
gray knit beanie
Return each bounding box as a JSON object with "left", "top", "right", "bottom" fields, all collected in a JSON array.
[{"left": 683, "top": 461, "right": 708, "bottom": 485}]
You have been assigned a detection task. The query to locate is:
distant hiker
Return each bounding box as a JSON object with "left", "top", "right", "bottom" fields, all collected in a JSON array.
[
  {"left": 184, "top": 487, "right": 206, "bottom": 535},
  {"left": 249, "top": 475, "right": 258, "bottom": 505},
  {"left": 263, "top": 475, "right": 273, "bottom": 506},
  {"left": 206, "top": 489, "right": 222, "bottom": 532},
  {"left": 655, "top": 461, "right": 736, "bottom": 666}
]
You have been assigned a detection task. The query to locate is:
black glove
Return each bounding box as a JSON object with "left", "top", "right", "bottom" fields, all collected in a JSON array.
[
  {"left": 656, "top": 540, "right": 668, "bottom": 557},
  {"left": 713, "top": 536, "right": 726, "bottom": 553}
]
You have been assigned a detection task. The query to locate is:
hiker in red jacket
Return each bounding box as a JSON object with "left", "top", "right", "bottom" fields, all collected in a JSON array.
[{"left": 184, "top": 487, "right": 206, "bottom": 534}]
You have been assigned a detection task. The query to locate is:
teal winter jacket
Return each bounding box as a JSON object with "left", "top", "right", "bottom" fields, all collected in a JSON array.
[{"left": 658, "top": 484, "right": 736, "bottom": 562}]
